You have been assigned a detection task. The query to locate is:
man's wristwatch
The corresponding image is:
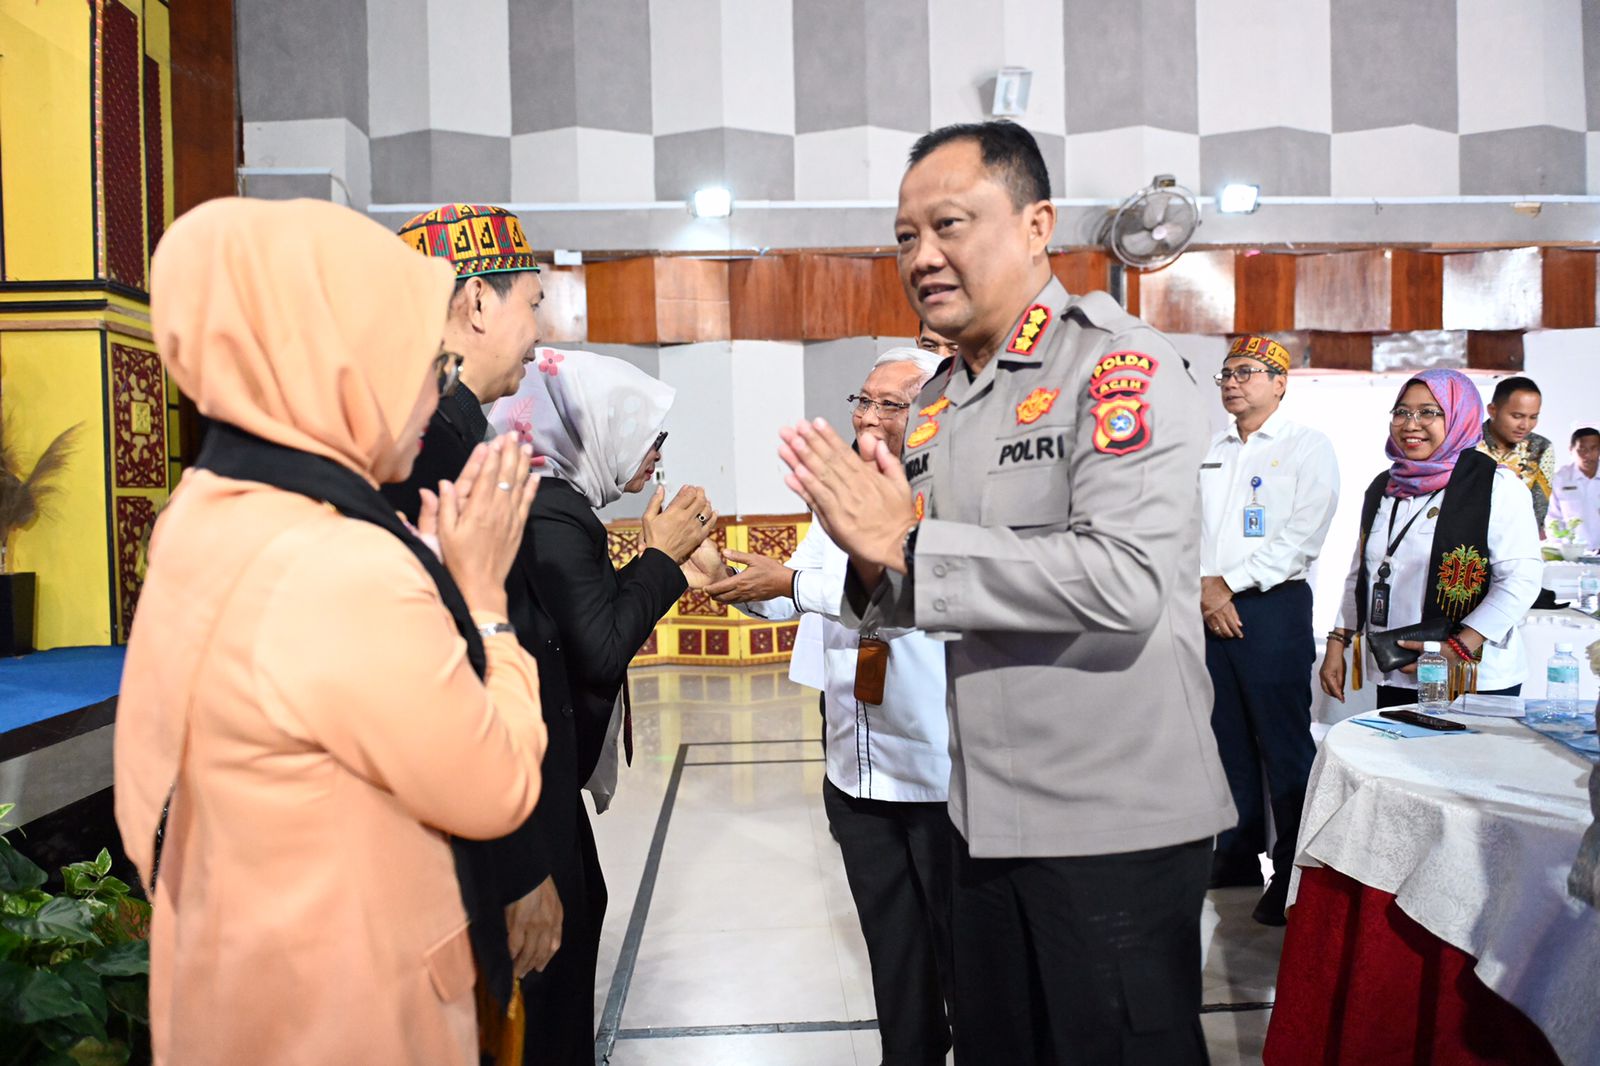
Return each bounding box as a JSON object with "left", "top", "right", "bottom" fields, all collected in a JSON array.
[
  {"left": 901, "top": 524, "right": 920, "bottom": 572},
  {"left": 477, "top": 621, "right": 516, "bottom": 639}
]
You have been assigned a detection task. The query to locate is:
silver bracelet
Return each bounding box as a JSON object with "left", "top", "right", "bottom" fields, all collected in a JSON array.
[{"left": 477, "top": 621, "right": 515, "bottom": 639}]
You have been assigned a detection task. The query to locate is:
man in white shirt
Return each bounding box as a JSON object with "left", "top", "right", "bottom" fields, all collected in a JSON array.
[
  {"left": 707, "top": 347, "right": 954, "bottom": 1066},
  {"left": 1548, "top": 427, "right": 1600, "bottom": 550},
  {"left": 1200, "top": 335, "right": 1340, "bottom": 926}
]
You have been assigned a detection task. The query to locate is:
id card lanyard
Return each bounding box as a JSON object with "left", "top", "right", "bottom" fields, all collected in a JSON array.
[
  {"left": 1370, "top": 489, "right": 1441, "bottom": 628},
  {"left": 1243, "top": 476, "right": 1265, "bottom": 537}
]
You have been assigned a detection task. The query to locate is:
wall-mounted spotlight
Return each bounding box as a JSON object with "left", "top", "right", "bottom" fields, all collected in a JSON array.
[
  {"left": 991, "top": 67, "right": 1033, "bottom": 117},
  {"left": 689, "top": 187, "right": 733, "bottom": 219},
  {"left": 1217, "top": 183, "right": 1261, "bottom": 214}
]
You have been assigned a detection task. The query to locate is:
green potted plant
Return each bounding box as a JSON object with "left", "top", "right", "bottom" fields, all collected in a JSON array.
[
  {"left": 1550, "top": 516, "right": 1586, "bottom": 561},
  {"left": 0, "top": 410, "right": 78, "bottom": 657},
  {"left": 0, "top": 802, "right": 151, "bottom": 1065}
]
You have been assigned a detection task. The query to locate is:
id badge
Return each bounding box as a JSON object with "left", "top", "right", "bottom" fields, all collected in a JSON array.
[
  {"left": 1243, "top": 505, "right": 1266, "bottom": 538},
  {"left": 1370, "top": 581, "right": 1390, "bottom": 628},
  {"left": 854, "top": 637, "right": 890, "bottom": 704}
]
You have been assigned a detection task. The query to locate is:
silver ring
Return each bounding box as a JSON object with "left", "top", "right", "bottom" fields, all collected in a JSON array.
[
  {"left": 696, "top": 513, "right": 709, "bottom": 525},
  {"left": 496, "top": 481, "right": 513, "bottom": 492}
]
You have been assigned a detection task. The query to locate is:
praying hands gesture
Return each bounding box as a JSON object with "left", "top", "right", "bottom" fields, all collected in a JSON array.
[
  {"left": 1201, "top": 576, "right": 1243, "bottom": 639},
  {"left": 778, "top": 418, "right": 918, "bottom": 586}
]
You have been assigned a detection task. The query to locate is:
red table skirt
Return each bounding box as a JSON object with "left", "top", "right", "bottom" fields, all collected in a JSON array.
[{"left": 1264, "top": 866, "right": 1563, "bottom": 1065}]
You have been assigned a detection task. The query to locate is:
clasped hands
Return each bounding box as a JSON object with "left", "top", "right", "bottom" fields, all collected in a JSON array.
[
  {"left": 1201, "top": 576, "right": 1243, "bottom": 639},
  {"left": 777, "top": 420, "right": 918, "bottom": 586}
]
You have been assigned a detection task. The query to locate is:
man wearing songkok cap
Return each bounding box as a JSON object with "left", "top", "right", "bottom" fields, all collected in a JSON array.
[
  {"left": 1199, "top": 334, "right": 1340, "bottom": 925},
  {"left": 384, "top": 205, "right": 596, "bottom": 1065}
]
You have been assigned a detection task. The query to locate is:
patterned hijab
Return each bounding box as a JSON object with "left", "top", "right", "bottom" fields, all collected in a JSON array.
[
  {"left": 1384, "top": 368, "right": 1485, "bottom": 499},
  {"left": 486, "top": 348, "right": 675, "bottom": 509}
]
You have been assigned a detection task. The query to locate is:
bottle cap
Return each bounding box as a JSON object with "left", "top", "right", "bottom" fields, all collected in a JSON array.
[
  {"left": 1556, "top": 642, "right": 1573, "bottom": 653},
  {"left": 1423, "top": 641, "right": 1441, "bottom": 652}
]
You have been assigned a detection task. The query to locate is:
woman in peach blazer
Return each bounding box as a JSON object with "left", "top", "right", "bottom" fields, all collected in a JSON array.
[{"left": 115, "top": 198, "right": 547, "bottom": 1065}]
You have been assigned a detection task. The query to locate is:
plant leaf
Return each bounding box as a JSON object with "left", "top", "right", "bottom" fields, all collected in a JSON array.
[
  {"left": 13, "top": 968, "right": 84, "bottom": 1024},
  {"left": 55, "top": 961, "right": 108, "bottom": 1032},
  {"left": 66, "top": 1036, "right": 129, "bottom": 1066},
  {"left": 103, "top": 979, "right": 148, "bottom": 1026},
  {"left": 85, "top": 941, "right": 147, "bottom": 978},
  {"left": 3, "top": 897, "right": 100, "bottom": 947},
  {"left": 0, "top": 840, "right": 48, "bottom": 893}
]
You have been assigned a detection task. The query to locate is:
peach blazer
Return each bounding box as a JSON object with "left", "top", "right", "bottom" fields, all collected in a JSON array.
[{"left": 115, "top": 198, "right": 547, "bottom": 1065}]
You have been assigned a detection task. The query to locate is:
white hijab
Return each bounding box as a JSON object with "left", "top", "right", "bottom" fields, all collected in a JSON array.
[{"left": 487, "top": 347, "right": 675, "bottom": 508}]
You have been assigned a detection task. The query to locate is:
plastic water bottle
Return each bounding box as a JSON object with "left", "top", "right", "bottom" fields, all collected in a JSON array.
[
  {"left": 1417, "top": 642, "right": 1449, "bottom": 712},
  {"left": 1580, "top": 569, "right": 1599, "bottom": 613},
  {"left": 1548, "top": 643, "right": 1580, "bottom": 718}
]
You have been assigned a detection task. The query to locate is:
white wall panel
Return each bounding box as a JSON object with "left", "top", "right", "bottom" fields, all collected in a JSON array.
[
  {"left": 1331, "top": 125, "right": 1460, "bottom": 197},
  {"left": 1457, "top": 0, "right": 1587, "bottom": 134},
  {"left": 722, "top": 0, "right": 796, "bottom": 135},
  {"left": 1197, "top": 0, "right": 1331, "bottom": 135},
  {"left": 425, "top": 0, "right": 511, "bottom": 135}
]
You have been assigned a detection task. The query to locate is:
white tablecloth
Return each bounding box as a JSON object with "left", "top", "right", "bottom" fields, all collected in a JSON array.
[{"left": 1291, "top": 714, "right": 1600, "bottom": 1065}]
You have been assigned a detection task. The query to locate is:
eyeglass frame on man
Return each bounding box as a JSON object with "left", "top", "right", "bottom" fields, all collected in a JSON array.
[
  {"left": 1389, "top": 406, "right": 1446, "bottom": 427},
  {"left": 847, "top": 394, "right": 913, "bottom": 417},
  {"left": 1212, "top": 366, "right": 1281, "bottom": 386},
  {"left": 433, "top": 350, "right": 464, "bottom": 397}
]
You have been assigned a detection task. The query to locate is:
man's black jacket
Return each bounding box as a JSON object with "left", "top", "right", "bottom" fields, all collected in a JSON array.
[{"left": 380, "top": 385, "right": 578, "bottom": 1003}]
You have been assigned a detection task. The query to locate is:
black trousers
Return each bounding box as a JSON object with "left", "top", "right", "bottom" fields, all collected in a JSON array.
[
  {"left": 950, "top": 835, "right": 1212, "bottom": 1066},
  {"left": 822, "top": 778, "right": 954, "bottom": 1066},
  {"left": 1377, "top": 682, "right": 1521, "bottom": 708},
  {"left": 519, "top": 801, "right": 607, "bottom": 1066},
  {"left": 1205, "top": 580, "right": 1316, "bottom": 878}
]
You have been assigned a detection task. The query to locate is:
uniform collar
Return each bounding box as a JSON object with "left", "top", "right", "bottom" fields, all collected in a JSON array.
[
  {"left": 1227, "top": 406, "right": 1286, "bottom": 443},
  {"left": 945, "top": 275, "right": 1067, "bottom": 405}
]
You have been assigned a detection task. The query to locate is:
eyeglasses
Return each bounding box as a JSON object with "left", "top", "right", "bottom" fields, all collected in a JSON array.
[
  {"left": 1213, "top": 366, "right": 1280, "bottom": 385},
  {"left": 848, "top": 395, "right": 913, "bottom": 416},
  {"left": 433, "top": 350, "right": 464, "bottom": 397},
  {"left": 1390, "top": 407, "right": 1446, "bottom": 427}
]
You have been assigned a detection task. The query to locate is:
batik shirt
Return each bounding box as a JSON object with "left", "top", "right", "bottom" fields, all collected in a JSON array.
[{"left": 1478, "top": 424, "right": 1555, "bottom": 530}]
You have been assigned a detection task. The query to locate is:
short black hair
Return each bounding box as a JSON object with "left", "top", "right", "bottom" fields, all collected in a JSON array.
[
  {"left": 453, "top": 270, "right": 532, "bottom": 300},
  {"left": 1491, "top": 375, "right": 1540, "bottom": 406},
  {"left": 1574, "top": 427, "right": 1600, "bottom": 447},
  {"left": 907, "top": 121, "right": 1051, "bottom": 209}
]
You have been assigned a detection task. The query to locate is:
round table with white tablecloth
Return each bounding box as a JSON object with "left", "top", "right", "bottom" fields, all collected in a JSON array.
[{"left": 1265, "top": 711, "right": 1600, "bottom": 1064}]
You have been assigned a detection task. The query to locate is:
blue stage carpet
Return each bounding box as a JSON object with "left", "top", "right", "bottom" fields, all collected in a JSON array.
[{"left": 0, "top": 646, "right": 127, "bottom": 731}]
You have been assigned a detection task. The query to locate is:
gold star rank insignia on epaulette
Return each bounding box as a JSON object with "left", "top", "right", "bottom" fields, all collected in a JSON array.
[
  {"left": 907, "top": 420, "right": 939, "bottom": 449},
  {"left": 1005, "top": 304, "right": 1052, "bottom": 356},
  {"left": 919, "top": 395, "right": 951, "bottom": 419},
  {"left": 1015, "top": 388, "right": 1060, "bottom": 425},
  {"left": 914, "top": 492, "right": 926, "bottom": 521}
]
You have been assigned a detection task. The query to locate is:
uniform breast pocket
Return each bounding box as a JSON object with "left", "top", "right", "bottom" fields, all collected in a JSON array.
[
  {"left": 982, "top": 431, "right": 1074, "bottom": 528},
  {"left": 1253, "top": 474, "right": 1296, "bottom": 524}
]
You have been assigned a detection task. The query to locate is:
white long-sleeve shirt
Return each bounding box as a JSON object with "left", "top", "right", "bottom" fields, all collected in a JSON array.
[
  {"left": 1336, "top": 467, "right": 1542, "bottom": 690},
  {"left": 1548, "top": 461, "right": 1600, "bottom": 550},
  {"left": 1200, "top": 410, "right": 1340, "bottom": 592},
  {"left": 738, "top": 524, "right": 950, "bottom": 802}
]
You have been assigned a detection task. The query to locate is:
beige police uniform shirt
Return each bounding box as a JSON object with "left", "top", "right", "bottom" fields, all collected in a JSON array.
[{"left": 845, "top": 276, "right": 1237, "bottom": 859}]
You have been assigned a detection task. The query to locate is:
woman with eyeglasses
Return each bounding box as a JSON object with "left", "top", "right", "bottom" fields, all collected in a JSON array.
[
  {"left": 116, "top": 199, "right": 547, "bottom": 1065},
  {"left": 485, "top": 349, "right": 717, "bottom": 1060},
  {"left": 1319, "top": 369, "right": 1541, "bottom": 708}
]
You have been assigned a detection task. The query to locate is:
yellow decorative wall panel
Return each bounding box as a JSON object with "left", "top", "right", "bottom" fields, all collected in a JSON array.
[
  {"left": 0, "top": 331, "right": 112, "bottom": 647},
  {"left": 0, "top": 1, "right": 96, "bottom": 282}
]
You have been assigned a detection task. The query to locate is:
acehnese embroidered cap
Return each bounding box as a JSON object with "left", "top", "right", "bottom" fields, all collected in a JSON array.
[{"left": 397, "top": 203, "right": 540, "bottom": 279}]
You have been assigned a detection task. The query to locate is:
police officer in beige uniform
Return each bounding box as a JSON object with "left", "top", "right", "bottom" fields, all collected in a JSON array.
[{"left": 779, "top": 121, "right": 1235, "bottom": 1065}]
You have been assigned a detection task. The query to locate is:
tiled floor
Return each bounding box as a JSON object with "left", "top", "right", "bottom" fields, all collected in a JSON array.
[{"left": 589, "top": 666, "right": 1280, "bottom": 1065}]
